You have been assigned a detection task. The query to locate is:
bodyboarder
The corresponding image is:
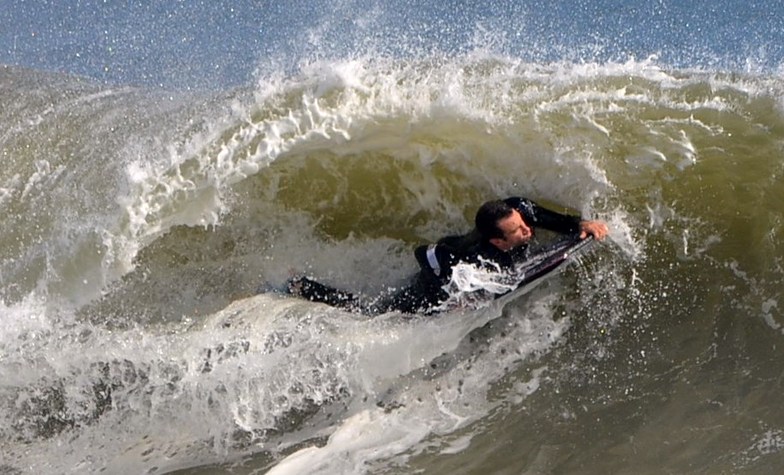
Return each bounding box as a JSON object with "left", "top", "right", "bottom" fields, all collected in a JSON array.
[{"left": 287, "top": 196, "right": 609, "bottom": 314}]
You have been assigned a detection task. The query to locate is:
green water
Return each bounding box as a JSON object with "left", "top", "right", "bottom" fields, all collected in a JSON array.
[{"left": 2, "top": 59, "right": 784, "bottom": 473}]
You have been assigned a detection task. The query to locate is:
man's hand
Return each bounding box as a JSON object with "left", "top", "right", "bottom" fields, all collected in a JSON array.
[{"left": 579, "top": 220, "right": 609, "bottom": 240}]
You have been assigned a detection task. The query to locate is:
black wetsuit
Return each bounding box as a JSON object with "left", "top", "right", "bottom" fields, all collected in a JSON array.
[{"left": 290, "top": 197, "right": 581, "bottom": 315}]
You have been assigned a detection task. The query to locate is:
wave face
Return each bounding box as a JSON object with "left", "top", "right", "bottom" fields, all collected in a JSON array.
[{"left": 3, "top": 1, "right": 784, "bottom": 474}]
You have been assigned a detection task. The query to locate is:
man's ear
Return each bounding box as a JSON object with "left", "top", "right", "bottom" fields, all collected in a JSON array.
[{"left": 489, "top": 237, "right": 506, "bottom": 250}]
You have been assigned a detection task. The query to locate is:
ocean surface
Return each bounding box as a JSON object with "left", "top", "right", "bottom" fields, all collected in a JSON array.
[{"left": 2, "top": 1, "right": 784, "bottom": 473}]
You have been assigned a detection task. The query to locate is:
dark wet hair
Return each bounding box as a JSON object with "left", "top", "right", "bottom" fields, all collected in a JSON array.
[{"left": 475, "top": 199, "right": 514, "bottom": 240}]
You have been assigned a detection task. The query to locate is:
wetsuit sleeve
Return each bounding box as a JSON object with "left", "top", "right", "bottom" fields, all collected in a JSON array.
[{"left": 505, "top": 197, "right": 581, "bottom": 234}]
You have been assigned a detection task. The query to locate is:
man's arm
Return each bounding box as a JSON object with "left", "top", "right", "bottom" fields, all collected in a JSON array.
[
  {"left": 507, "top": 197, "right": 608, "bottom": 240},
  {"left": 508, "top": 197, "right": 580, "bottom": 233}
]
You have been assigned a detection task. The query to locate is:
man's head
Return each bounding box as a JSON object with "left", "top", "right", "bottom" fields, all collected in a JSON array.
[{"left": 475, "top": 200, "right": 533, "bottom": 251}]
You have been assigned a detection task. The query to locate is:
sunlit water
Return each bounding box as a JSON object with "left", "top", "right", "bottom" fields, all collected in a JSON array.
[{"left": 2, "top": 1, "right": 784, "bottom": 473}]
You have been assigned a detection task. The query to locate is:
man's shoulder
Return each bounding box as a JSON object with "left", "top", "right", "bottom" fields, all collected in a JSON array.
[
  {"left": 503, "top": 196, "right": 535, "bottom": 207},
  {"left": 503, "top": 196, "right": 523, "bottom": 206},
  {"left": 503, "top": 196, "right": 537, "bottom": 217}
]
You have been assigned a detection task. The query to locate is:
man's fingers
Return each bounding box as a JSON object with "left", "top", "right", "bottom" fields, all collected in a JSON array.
[{"left": 580, "top": 220, "right": 609, "bottom": 240}]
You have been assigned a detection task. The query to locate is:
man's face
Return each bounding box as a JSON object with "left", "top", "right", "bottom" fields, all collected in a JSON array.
[{"left": 490, "top": 210, "right": 533, "bottom": 251}]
